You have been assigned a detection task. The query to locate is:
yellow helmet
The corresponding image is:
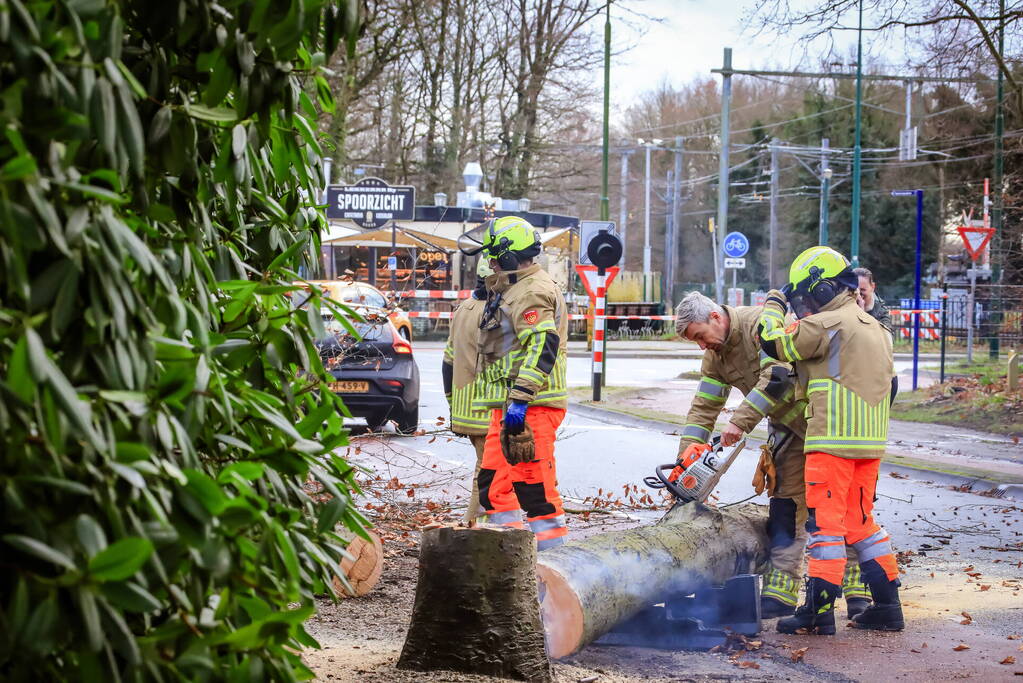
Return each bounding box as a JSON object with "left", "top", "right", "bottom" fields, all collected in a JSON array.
[
  {"left": 786, "top": 246, "right": 858, "bottom": 318},
  {"left": 457, "top": 216, "right": 541, "bottom": 270}
]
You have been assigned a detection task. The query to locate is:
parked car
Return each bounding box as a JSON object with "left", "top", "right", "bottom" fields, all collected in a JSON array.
[
  {"left": 305, "top": 280, "right": 413, "bottom": 341},
  {"left": 318, "top": 317, "right": 420, "bottom": 435}
]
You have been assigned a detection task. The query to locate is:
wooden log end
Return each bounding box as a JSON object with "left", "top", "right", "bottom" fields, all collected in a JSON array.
[
  {"left": 536, "top": 563, "right": 585, "bottom": 660},
  {"left": 332, "top": 530, "right": 384, "bottom": 598}
]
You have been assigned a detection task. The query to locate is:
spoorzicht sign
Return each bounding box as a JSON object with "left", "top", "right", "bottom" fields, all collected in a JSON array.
[{"left": 326, "top": 177, "right": 416, "bottom": 229}]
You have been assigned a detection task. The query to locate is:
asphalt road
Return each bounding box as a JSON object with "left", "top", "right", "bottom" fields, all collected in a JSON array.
[{"left": 343, "top": 348, "right": 1023, "bottom": 680}]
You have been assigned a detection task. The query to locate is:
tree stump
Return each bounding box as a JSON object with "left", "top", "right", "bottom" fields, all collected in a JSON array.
[
  {"left": 397, "top": 526, "right": 551, "bottom": 682},
  {"left": 332, "top": 530, "right": 384, "bottom": 598}
]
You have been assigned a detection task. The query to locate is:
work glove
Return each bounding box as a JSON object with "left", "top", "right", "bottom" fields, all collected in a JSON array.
[
  {"left": 500, "top": 422, "right": 535, "bottom": 465},
  {"left": 751, "top": 442, "right": 777, "bottom": 497},
  {"left": 503, "top": 400, "right": 528, "bottom": 436}
]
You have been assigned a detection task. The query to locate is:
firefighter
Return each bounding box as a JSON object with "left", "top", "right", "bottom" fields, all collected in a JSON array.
[
  {"left": 456, "top": 216, "right": 569, "bottom": 550},
  {"left": 673, "top": 291, "right": 868, "bottom": 619},
  {"left": 443, "top": 259, "right": 494, "bottom": 525},
  {"left": 759, "top": 246, "right": 903, "bottom": 635}
]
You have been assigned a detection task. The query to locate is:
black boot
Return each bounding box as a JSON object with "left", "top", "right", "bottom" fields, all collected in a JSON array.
[
  {"left": 850, "top": 579, "right": 904, "bottom": 631},
  {"left": 777, "top": 578, "right": 840, "bottom": 635},
  {"left": 846, "top": 597, "right": 871, "bottom": 620}
]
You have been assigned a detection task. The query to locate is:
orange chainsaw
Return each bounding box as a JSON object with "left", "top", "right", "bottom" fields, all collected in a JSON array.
[{"left": 645, "top": 435, "right": 747, "bottom": 505}]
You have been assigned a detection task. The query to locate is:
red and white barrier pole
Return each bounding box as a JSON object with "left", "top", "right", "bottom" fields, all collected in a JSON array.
[{"left": 592, "top": 268, "right": 606, "bottom": 401}]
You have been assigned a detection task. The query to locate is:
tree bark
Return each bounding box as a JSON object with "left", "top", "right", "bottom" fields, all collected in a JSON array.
[
  {"left": 397, "top": 526, "right": 552, "bottom": 682},
  {"left": 537, "top": 503, "right": 769, "bottom": 658}
]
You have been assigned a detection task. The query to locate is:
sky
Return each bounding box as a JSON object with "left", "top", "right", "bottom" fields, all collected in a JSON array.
[{"left": 608, "top": 0, "right": 863, "bottom": 118}]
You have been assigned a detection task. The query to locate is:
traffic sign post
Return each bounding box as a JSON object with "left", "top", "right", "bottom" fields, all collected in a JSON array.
[
  {"left": 722, "top": 231, "right": 748, "bottom": 301},
  {"left": 957, "top": 223, "right": 996, "bottom": 363},
  {"left": 891, "top": 189, "right": 924, "bottom": 389},
  {"left": 582, "top": 232, "right": 623, "bottom": 401}
]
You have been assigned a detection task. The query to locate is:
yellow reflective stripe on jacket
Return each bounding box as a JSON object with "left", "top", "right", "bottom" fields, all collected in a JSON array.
[
  {"left": 806, "top": 378, "right": 889, "bottom": 447},
  {"left": 696, "top": 376, "right": 728, "bottom": 402},
  {"left": 681, "top": 423, "right": 712, "bottom": 442}
]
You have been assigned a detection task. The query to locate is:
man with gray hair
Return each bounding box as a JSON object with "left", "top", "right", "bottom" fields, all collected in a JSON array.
[{"left": 673, "top": 291, "right": 870, "bottom": 619}]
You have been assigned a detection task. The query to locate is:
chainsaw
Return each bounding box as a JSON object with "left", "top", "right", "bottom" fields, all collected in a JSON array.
[{"left": 644, "top": 435, "right": 747, "bottom": 505}]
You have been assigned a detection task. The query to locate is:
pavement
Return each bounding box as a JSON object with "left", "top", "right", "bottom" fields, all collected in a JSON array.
[{"left": 333, "top": 345, "right": 1023, "bottom": 681}]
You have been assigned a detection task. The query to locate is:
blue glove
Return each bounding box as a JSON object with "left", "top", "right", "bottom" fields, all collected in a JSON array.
[{"left": 503, "top": 400, "right": 528, "bottom": 435}]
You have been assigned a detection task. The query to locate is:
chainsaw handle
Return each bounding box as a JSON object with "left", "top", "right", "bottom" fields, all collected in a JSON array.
[{"left": 652, "top": 463, "right": 690, "bottom": 501}]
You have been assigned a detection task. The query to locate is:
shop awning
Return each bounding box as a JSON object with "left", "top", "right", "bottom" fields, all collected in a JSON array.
[
  {"left": 324, "top": 227, "right": 457, "bottom": 252},
  {"left": 539, "top": 227, "right": 575, "bottom": 252}
]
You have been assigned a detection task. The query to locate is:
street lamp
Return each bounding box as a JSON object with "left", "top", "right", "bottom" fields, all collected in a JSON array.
[
  {"left": 637, "top": 138, "right": 662, "bottom": 301},
  {"left": 891, "top": 189, "right": 924, "bottom": 390}
]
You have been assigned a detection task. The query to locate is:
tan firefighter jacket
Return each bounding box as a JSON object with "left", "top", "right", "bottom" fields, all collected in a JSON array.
[
  {"left": 473, "top": 263, "right": 568, "bottom": 411},
  {"left": 680, "top": 305, "right": 807, "bottom": 446},
  {"left": 443, "top": 296, "right": 490, "bottom": 436},
  {"left": 759, "top": 289, "right": 894, "bottom": 460}
]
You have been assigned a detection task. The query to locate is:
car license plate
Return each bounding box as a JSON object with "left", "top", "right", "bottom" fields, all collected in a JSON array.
[{"left": 329, "top": 381, "right": 369, "bottom": 393}]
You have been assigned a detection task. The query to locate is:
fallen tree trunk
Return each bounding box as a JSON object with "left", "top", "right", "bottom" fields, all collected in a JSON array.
[
  {"left": 397, "top": 504, "right": 769, "bottom": 677},
  {"left": 397, "top": 526, "right": 551, "bottom": 681},
  {"left": 537, "top": 503, "right": 769, "bottom": 658}
]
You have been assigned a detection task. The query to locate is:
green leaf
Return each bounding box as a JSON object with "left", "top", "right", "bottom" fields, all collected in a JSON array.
[
  {"left": 55, "top": 180, "right": 126, "bottom": 204},
  {"left": 0, "top": 153, "right": 37, "bottom": 180},
  {"left": 273, "top": 523, "right": 300, "bottom": 581},
  {"left": 22, "top": 593, "right": 58, "bottom": 655},
  {"left": 75, "top": 514, "right": 108, "bottom": 557},
  {"left": 115, "top": 59, "right": 147, "bottom": 98},
  {"left": 185, "top": 103, "right": 237, "bottom": 123},
  {"left": 183, "top": 469, "right": 227, "bottom": 514},
  {"left": 115, "top": 441, "right": 150, "bottom": 462},
  {"left": 100, "top": 582, "right": 162, "bottom": 613},
  {"left": 110, "top": 462, "right": 146, "bottom": 489},
  {"left": 7, "top": 334, "right": 34, "bottom": 403},
  {"left": 314, "top": 75, "right": 335, "bottom": 114},
  {"left": 77, "top": 586, "right": 104, "bottom": 652},
  {"left": 87, "top": 537, "right": 153, "bottom": 581},
  {"left": 3, "top": 534, "right": 76, "bottom": 571},
  {"left": 267, "top": 233, "right": 309, "bottom": 272},
  {"left": 217, "top": 461, "right": 265, "bottom": 483}
]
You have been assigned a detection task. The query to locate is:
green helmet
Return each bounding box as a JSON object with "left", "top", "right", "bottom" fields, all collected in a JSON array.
[
  {"left": 457, "top": 216, "right": 541, "bottom": 270},
  {"left": 786, "top": 246, "right": 858, "bottom": 318}
]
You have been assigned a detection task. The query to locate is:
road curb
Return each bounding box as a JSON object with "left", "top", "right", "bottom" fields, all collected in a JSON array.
[{"left": 569, "top": 400, "right": 1022, "bottom": 502}]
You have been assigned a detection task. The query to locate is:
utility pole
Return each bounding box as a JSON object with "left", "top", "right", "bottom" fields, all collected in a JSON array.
[
  {"left": 991, "top": 0, "right": 1005, "bottom": 359},
  {"left": 665, "top": 169, "right": 674, "bottom": 308},
  {"left": 599, "top": 1, "right": 611, "bottom": 221},
  {"left": 669, "top": 136, "right": 684, "bottom": 307},
  {"left": 715, "top": 47, "right": 733, "bottom": 303},
  {"left": 818, "top": 137, "right": 826, "bottom": 244},
  {"left": 619, "top": 150, "right": 632, "bottom": 265},
  {"left": 850, "top": 0, "right": 864, "bottom": 267},
  {"left": 768, "top": 138, "right": 780, "bottom": 289},
  {"left": 643, "top": 141, "right": 652, "bottom": 300}
]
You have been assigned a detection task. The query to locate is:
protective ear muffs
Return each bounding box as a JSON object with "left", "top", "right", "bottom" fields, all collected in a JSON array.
[{"left": 489, "top": 236, "right": 521, "bottom": 271}]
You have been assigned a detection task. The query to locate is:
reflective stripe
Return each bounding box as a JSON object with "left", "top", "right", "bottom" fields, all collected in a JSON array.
[
  {"left": 758, "top": 349, "right": 773, "bottom": 367},
  {"left": 807, "top": 540, "right": 847, "bottom": 560},
  {"left": 696, "top": 377, "right": 728, "bottom": 402},
  {"left": 528, "top": 515, "right": 567, "bottom": 533},
  {"left": 842, "top": 564, "right": 871, "bottom": 599},
  {"left": 827, "top": 329, "right": 841, "bottom": 379},
  {"left": 761, "top": 566, "right": 799, "bottom": 606},
  {"left": 681, "top": 423, "right": 712, "bottom": 442},
  {"left": 488, "top": 510, "right": 525, "bottom": 528},
  {"left": 852, "top": 529, "right": 894, "bottom": 562},
  {"left": 743, "top": 388, "right": 775, "bottom": 416},
  {"left": 537, "top": 535, "right": 566, "bottom": 551},
  {"left": 806, "top": 437, "right": 888, "bottom": 448}
]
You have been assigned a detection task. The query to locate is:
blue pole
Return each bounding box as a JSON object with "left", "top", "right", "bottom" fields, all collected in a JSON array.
[{"left": 913, "top": 190, "right": 923, "bottom": 390}]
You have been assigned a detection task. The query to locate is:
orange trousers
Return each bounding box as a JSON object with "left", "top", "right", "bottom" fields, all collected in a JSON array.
[
  {"left": 804, "top": 452, "right": 899, "bottom": 586},
  {"left": 477, "top": 406, "right": 567, "bottom": 550}
]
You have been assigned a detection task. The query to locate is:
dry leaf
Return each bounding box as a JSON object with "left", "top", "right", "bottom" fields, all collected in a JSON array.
[
  {"left": 979, "top": 584, "right": 991, "bottom": 591},
  {"left": 736, "top": 661, "right": 760, "bottom": 669},
  {"left": 1010, "top": 635, "right": 1022, "bottom": 640},
  {"left": 1000, "top": 656, "right": 1016, "bottom": 665},
  {"left": 791, "top": 647, "right": 809, "bottom": 662},
  {"left": 953, "top": 644, "right": 970, "bottom": 651}
]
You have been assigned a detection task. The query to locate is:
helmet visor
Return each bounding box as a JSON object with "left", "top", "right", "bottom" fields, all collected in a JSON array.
[
  {"left": 788, "top": 292, "right": 819, "bottom": 319},
  {"left": 457, "top": 223, "right": 490, "bottom": 256}
]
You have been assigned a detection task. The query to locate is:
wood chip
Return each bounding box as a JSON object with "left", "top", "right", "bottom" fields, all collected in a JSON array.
[
  {"left": 953, "top": 644, "right": 971, "bottom": 651},
  {"left": 790, "top": 647, "right": 808, "bottom": 662},
  {"left": 1001, "top": 656, "right": 1016, "bottom": 665}
]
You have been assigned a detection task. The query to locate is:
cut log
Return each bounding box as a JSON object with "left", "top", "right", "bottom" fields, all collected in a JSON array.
[
  {"left": 537, "top": 503, "right": 769, "bottom": 658},
  {"left": 332, "top": 530, "right": 383, "bottom": 598},
  {"left": 397, "top": 526, "right": 552, "bottom": 682}
]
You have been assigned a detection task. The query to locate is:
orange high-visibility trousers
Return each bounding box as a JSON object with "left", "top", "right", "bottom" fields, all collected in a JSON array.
[
  {"left": 804, "top": 452, "right": 899, "bottom": 585},
  {"left": 477, "top": 406, "right": 567, "bottom": 550}
]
